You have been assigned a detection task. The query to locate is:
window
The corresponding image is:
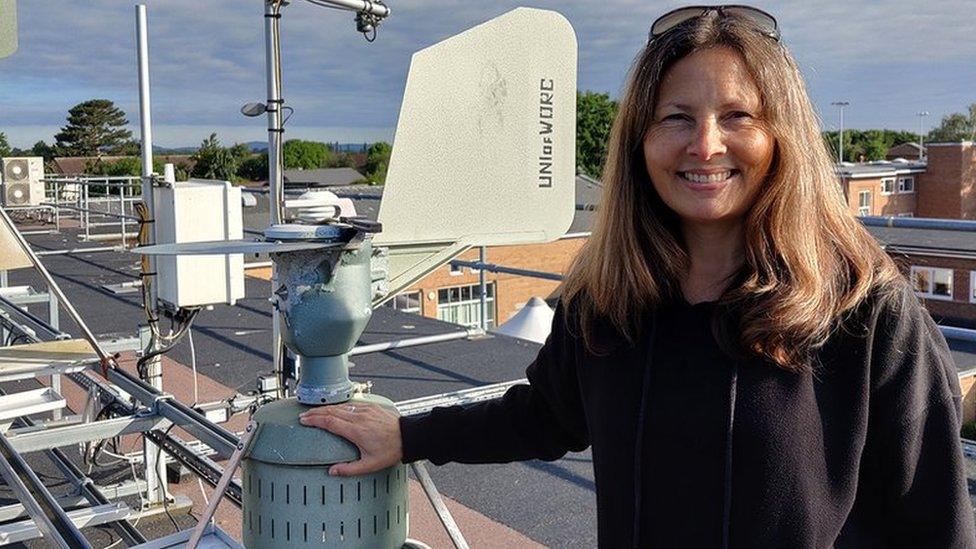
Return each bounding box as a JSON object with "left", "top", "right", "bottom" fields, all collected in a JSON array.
[
  {"left": 896, "top": 212, "right": 914, "bottom": 217},
  {"left": 858, "top": 190, "right": 872, "bottom": 216},
  {"left": 437, "top": 283, "right": 496, "bottom": 329},
  {"left": 880, "top": 178, "right": 895, "bottom": 195},
  {"left": 898, "top": 176, "right": 915, "bottom": 193},
  {"left": 385, "top": 290, "right": 422, "bottom": 315},
  {"left": 449, "top": 262, "right": 464, "bottom": 276},
  {"left": 911, "top": 266, "right": 953, "bottom": 300},
  {"left": 971, "top": 272, "right": 976, "bottom": 304}
]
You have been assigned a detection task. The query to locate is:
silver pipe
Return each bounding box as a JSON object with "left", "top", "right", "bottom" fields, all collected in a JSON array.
[
  {"left": 265, "top": 0, "right": 284, "bottom": 226},
  {"left": 450, "top": 260, "right": 564, "bottom": 282},
  {"left": 0, "top": 208, "right": 110, "bottom": 362},
  {"left": 265, "top": 0, "right": 287, "bottom": 398},
  {"left": 479, "top": 246, "right": 488, "bottom": 330},
  {"left": 36, "top": 245, "right": 126, "bottom": 257},
  {"left": 860, "top": 216, "right": 976, "bottom": 232},
  {"left": 305, "top": 0, "right": 391, "bottom": 16},
  {"left": 136, "top": 4, "right": 169, "bottom": 507},
  {"left": 410, "top": 462, "right": 469, "bottom": 549},
  {"left": 349, "top": 329, "right": 482, "bottom": 356},
  {"left": 0, "top": 431, "right": 91, "bottom": 548}
]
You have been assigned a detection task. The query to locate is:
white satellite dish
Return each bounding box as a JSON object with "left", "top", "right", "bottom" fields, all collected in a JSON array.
[
  {"left": 0, "top": 1, "right": 16, "bottom": 59},
  {"left": 375, "top": 7, "right": 577, "bottom": 301}
]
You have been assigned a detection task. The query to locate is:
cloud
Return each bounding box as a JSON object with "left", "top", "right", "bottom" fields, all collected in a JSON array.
[{"left": 1, "top": 0, "right": 973, "bottom": 147}]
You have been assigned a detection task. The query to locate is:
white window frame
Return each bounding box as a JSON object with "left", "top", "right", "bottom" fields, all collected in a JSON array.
[
  {"left": 896, "top": 212, "right": 914, "bottom": 217},
  {"left": 880, "top": 177, "right": 895, "bottom": 195},
  {"left": 910, "top": 266, "right": 954, "bottom": 301},
  {"left": 898, "top": 176, "right": 915, "bottom": 193},
  {"left": 385, "top": 290, "right": 422, "bottom": 315},
  {"left": 436, "top": 282, "right": 496, "bottom": 329},
  {"left": 449, "top": 262, "right": 464, "bottom": 276},
  {"left": 971, "top": 271, "right": 976, "bottom": 304},
  {"left": 857, "top": 190, "right": 872, "bottom": 216}
]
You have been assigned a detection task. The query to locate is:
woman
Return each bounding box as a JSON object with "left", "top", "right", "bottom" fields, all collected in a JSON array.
[{"left": 301, "top": 6, "right": 976, "bottom": 547}]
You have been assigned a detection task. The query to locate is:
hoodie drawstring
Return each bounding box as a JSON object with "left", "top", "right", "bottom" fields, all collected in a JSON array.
[
  {"left": 631, "top": 315, "right": 739, "bottom": 549},
  {"left": 632, "top": 315, "right": 657, "bottom": 549},
  {"left": 721, "top": 362, "right": 739, "bottom": 549}
]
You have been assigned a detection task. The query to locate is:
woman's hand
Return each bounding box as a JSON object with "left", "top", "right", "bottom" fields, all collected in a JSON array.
[{"left": 299, "top": 403, "right": 404, "bottom": 477}]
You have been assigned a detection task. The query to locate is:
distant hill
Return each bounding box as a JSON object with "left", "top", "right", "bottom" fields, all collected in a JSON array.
[
  {"left": 152, "top": 145, "right": 198, "bottom": 154},
  {"left": 150, "top": 142, "right": 373, "bottom": 155}
]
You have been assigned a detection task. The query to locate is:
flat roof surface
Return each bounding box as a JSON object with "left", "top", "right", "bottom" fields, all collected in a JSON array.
[{"left": 4, "top": 216, "right": 976, "bottom": 546}]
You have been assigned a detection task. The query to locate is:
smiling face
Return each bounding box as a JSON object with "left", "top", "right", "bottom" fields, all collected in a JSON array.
[{"left": 643, "top": 46, "right": 775, "bottom": 228}]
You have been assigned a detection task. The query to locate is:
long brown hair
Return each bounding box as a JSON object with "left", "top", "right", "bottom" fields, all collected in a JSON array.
[{"left": 560, "top": 11, "right": 902, "bottom": 370}]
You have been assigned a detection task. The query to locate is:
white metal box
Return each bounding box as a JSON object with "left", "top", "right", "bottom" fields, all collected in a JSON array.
[{"left": 153, "top": 179, "right": 244, "bottom": 307}]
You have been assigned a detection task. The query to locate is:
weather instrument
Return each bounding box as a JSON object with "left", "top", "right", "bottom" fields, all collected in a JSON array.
[{"left": 134, "top": 6, "right": 577, "bottom": 548}]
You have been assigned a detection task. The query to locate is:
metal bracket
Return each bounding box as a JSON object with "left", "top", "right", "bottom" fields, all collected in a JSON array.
[{"left": 186, "top": 420, "right": 257, "bottom": 549}]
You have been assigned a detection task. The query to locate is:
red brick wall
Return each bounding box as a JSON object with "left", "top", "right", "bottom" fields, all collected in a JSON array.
[
  {"left": 406, "top": 238, "right": 586, "bottom": 325},
  {"left": 844, "top": 177, "right": 917, "bottom": 216},
  {"left": 890, "top": 253, "right": 976, "bottom": 327},
  {"left": 960, "top": 143, "right": 976, "bottom": 219},
  {"left": 918, "top": 144, "right": 965, "bottom": 218}
]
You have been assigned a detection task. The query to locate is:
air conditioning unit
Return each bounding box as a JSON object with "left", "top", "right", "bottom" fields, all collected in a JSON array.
[{"left": 1, "top": 157, "right": 45, "bottom": 207}]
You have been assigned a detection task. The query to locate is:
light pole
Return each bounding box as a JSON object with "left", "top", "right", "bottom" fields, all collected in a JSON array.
[
  {"left": 831, "top": 101, "right": 850, "bottom": 163},
  {"left": 916, "top": 111, "right": 929, "bottom": 161}
]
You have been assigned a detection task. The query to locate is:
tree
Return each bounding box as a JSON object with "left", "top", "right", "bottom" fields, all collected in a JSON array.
[
  {"left": 577, "top": 91, "right": 618, "bottom": 178},
  {"left": 191, "top": 133, "right": 239, "bottom": 181},
  {"left": 282, "top": 139, "right": 333, "bottom": 170},
  {"left": 237, "top": 152, "right": 269, "bottom": 181},
  {"left": 363, "top": 141, "right": 392, "bottom": 184},
  {"left": 54, "top": 99, "right": 132, "bottom": 156},
  {"left": 0, "top": 132, "right": 10, "bottom": 157},
  {"left": 928, "top": 104, "right": 976, "bottom": 142},
  {"left": 30, "top": 140, "right": 55, "bottom": 162}
]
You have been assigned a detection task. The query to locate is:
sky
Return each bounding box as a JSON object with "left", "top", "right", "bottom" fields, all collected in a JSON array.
[{"left": 0, "top": 0, "right": 974, "bottom": 149}]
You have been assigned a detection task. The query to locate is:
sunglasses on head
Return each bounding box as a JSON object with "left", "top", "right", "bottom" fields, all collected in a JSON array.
[{"left": 649, "top": 5, "right": 780, "bottom": 42}]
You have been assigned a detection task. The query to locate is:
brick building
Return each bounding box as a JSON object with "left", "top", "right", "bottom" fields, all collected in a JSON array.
[
  {"left": 384, "top": 175, "right": 599, "bottom": 328},
  {"left": 916, "top": 142, "right": 976, "bottom": 219},
  {"left": 866, "top": 224, "right": 976, "bottom": 327},
  {"left": 839, "top": 141, "right": 976, "bottom": 220},
  {"left": 838, "top": 160, "right": 925, "bottom": 217}
]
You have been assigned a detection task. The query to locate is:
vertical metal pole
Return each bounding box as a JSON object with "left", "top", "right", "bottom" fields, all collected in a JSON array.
[
  {"left": 917, "top": 111, "right": 928, "bottom": 161},
  {"left": 265, "top": 0, "right": 287, "bottom": 397},
  {"left": 136, "top": 4, "right": 168, "bottom": 506},
  {"left": 838, "top": 106, "right": 844, "bottom": 163},
  {"left": 479, "top": 246, "right": 487, "bottom": 330}
]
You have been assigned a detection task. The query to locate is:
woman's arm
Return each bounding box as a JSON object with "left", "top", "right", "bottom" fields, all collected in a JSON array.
[
  {"left": 400, "top": 301, "right": 589, "bottom": 465},
  {"left": 867, "top": 285, "right": 976, "bottom": 546},
  {"left": 301, "top": 301, "right": 590, "bottom": 475}
]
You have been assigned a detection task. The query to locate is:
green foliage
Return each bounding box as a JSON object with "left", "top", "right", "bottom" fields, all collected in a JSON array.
[
  {"left": 109, "top": 139, "right": 142, "bottom": 156},
  {"left": 962, "top": 421, "right": 976, "bottom": 441},
  {"left": 54, "top": 99, "right": 132, "bottom": 156},
  {"left": 31, "top": 140, "right": 55, "bottom": 161},
  {"left": 237, "top": 152, "right": 269, "bottom": 181},
  {"left": 576, "top": 91, "right": 619, "bottom": 179},
  {"left": 364, "top": 141, "right": 392, "bottom": 184},
  {"left": 928, "top": 104, "right": 976, "bottom": 142},
  {"left": 282, "top": 139, "right": 333, "bottom": 170},
  {"left": 83, "top": 156, "right": 188, "bottom": 181},
  {"left": 821, "top": 129, "right": 919, "bottom": 162},
  {"left": 0, "top": 132, "right": 10, "bottom": 157},
  {"left": 191, "top": 133, "right": 249, "bottom": 181}
]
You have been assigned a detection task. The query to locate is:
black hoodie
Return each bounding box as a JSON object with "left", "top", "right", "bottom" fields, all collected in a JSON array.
[{"left": 400, "top": 284, "right": 976, "bottom": 548}]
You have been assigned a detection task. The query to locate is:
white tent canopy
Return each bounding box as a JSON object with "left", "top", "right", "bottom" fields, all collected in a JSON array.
[{"left": 492, "top": 297, "right": 554, "bottom": 345}]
